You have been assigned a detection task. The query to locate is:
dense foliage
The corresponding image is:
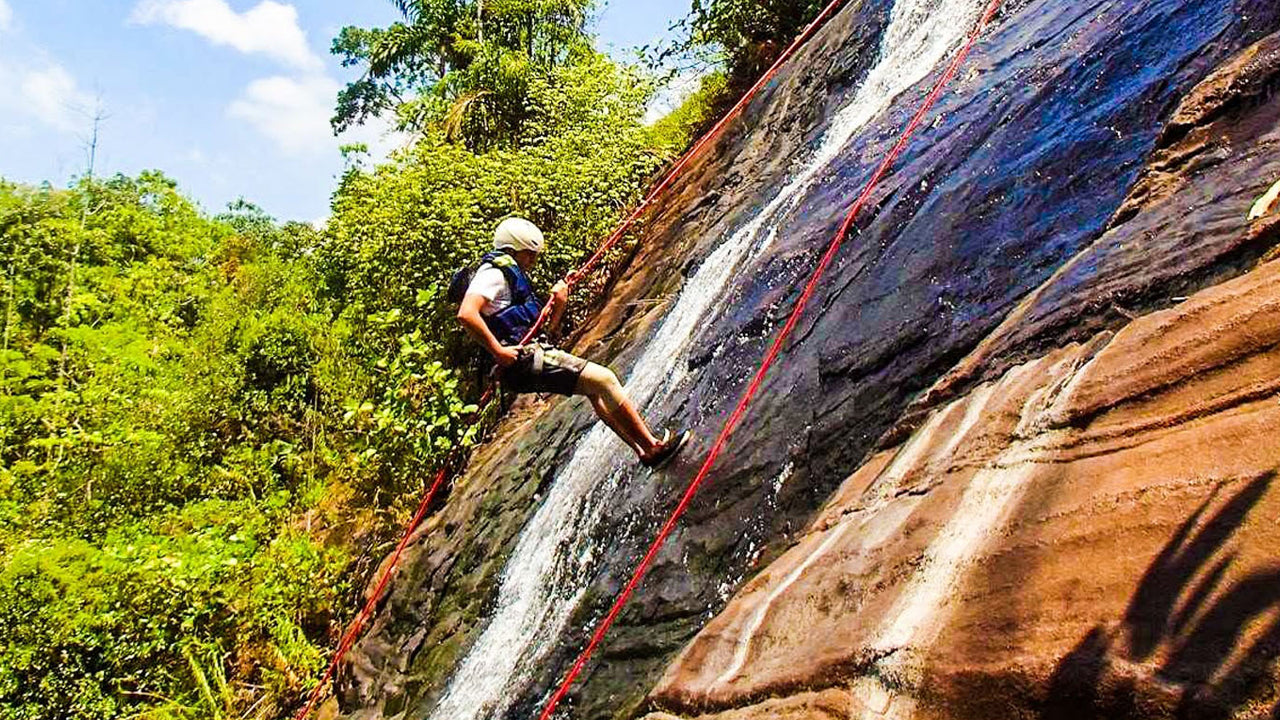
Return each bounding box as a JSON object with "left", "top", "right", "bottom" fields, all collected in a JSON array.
[
  {"left": 0, "top": 176, "right": 476, "bottom": 719},
  {"left": 333, "top": 0, "right": 596, "bottom": 149}
]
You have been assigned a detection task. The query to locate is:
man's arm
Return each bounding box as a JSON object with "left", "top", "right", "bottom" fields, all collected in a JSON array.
[
  {"left": 457, "top": 293, "right": 519, "bottom": 366},
  {"left": 546, "top": 280, "right": 569, "bottom": 335}
]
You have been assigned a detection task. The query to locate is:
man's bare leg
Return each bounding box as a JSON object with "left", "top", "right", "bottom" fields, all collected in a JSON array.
[
  {"left": 588, "top": 394, "right": 643, "bottom": 456},
  {"left": 577, "top": 362, "right": 661, "bottom": 458}
]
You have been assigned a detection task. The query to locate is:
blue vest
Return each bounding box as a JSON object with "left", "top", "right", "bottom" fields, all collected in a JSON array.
[{"left": 479, "top": 251, "right": 544, "bottom": 345}]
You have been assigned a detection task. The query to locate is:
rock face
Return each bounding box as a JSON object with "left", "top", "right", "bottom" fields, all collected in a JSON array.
[
  {"left": 339, "top": 1, "right": 1280, "bottom": 719},
  {"left": 647, "top": 257, "right": 1280, "bottom": 718},
  {"left": 645, "top": 29, "right": 1280, "bottom": 720}
]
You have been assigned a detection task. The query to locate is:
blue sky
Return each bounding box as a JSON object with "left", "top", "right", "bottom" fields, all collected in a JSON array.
[{"left": 0, "top": 0, "right": 691, "bottom": 223}]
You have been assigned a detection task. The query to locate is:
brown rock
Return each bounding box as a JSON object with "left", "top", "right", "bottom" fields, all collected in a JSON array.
[
  {"left": 644, "top": 689, "right": 854, "bottom": 719},
  {"left": 1161, "top": 31, "right": 1280, "bottom": 145},
  {"left": 649, "top": 260, "right": 1280, "bottom": 719}
]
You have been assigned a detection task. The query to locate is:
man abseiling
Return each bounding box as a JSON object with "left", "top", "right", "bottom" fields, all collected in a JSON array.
[{"left": 454, "top": 217, "right": 690, "bottom": 468}]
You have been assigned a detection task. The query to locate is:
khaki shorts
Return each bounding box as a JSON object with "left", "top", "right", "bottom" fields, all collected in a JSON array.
[{"left": 499, "top": 344, "right": 588, "bottom": 396}]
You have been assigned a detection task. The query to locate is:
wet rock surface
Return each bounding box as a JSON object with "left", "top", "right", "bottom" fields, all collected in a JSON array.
[
  {"left": 645, "top": 252, "right": 1280, "bottom": 712},
  {"left": 340, "top": 2, "right": 1280, "bottom": 719},
  {"left": 913, "top": 25, "right": 1280, "bottom": 425},
  {"left": 644, "top": 29, "right": 1280, "bottom": 720},
  {"left": 647, "top": 256, "right": 1280, "bottom": 719}
]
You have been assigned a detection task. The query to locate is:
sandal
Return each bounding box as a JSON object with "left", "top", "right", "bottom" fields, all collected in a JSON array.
[{"left": 641, "top": 429, "right": 692, "bottom": 469}]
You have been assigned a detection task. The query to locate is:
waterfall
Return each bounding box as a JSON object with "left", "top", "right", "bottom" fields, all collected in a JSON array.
[{"left": 427, "top": 0, "right": 986, "bottom": 716}]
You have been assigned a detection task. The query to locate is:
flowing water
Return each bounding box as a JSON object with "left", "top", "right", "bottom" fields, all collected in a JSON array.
[{"left": 426, "top": 0, "right": 986, "bottom": 715}]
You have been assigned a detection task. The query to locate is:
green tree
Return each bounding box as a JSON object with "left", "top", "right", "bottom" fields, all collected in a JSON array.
[
  {"left": 0, "top": 176, "right": 371, "bottom": 719},
  {"left": 651, "top": 0, "right": 830, "bottom": 95},
  {"left": 332, "top": 0, "right": 595, "bottom": 149}
]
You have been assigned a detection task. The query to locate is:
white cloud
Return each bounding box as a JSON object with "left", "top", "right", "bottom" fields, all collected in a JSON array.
[
  {"left": 228, "top": 73, "right": 411, "bottom": 158},
  {"left": 228, "top": 74, "right": 338, "bottom": 154},
  {"left": 129, "top": 0, "right": 409, "bottom": 158},
  {"left": 22, "top": 66, "right": 94, "bottom": 131},
  {"left": 0, "top": 4, "right": 94, "bottom": 136},
  {"left": 0, "top": 57, "right": 94, "bottom": 133},
  {"left": 132, "top": 0, "right": 363, "bottom": 156},
  {"left": 131, "top": 0, "right": 321, "bottom": 71}
]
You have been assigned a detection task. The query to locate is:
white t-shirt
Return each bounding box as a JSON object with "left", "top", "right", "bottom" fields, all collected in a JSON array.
[{"left": 466, "top": 265, "right": 511, "bottom": 316}]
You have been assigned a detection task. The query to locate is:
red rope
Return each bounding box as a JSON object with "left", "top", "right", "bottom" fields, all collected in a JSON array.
[
  {"left": 291, "top": 465, "right": 449, "bottom": 720},
  {"left": 563, "top": 0, "right": 850, "bottom": 290},
  {"left": 512, "top": 0, "right": 853, "bottom": 346},
  {"left": 293, "top": 0, "right": 856, "bottom": 715},
  {"left": 536, "top": 0, "right": 1005, "bottom": 716}
]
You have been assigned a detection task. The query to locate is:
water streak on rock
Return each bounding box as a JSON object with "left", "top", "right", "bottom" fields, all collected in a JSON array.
[{"left": 426, "top": 0, "right": 986, "bottom": 715}]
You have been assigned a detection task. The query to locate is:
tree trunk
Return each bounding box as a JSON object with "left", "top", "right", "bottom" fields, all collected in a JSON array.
[
  {"left": 59, "top": 117, "right": 99, "bottom": 383},
  {"left": 3, "top": 236, "right": 15, "bottom": 354}
]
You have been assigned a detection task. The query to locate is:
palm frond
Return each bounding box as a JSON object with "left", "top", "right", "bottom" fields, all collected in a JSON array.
[
  {"left": 391, "top": 0, "right": 420, "bottom": 21},
  {"left": 443, "top": 90, "right": 491, "bottom": 142}
]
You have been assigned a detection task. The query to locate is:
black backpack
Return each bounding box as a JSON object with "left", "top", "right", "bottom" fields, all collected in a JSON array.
[
  {"left": 447, "top": 264, "right": 477, "bottom": 304},
  {"left": 446, "top": 251, "right": 522, "bottom": 305}
]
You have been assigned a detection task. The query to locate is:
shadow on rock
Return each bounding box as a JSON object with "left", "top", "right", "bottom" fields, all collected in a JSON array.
[{"left": 1045, "top": 472, "right": 1280, "bottom": 719}]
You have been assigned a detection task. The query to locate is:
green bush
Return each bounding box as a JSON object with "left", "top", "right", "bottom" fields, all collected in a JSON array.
[
  {"left": 0, "top": 176, "right": 368, "bottom": 719},
  {"left": 0, "top": 501, "right": 348, "bottom": 720}
]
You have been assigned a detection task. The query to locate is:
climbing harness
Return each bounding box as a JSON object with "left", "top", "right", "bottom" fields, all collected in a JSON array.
[{"left": 536, "top": 0, "right": 1006, "bottom": 717}]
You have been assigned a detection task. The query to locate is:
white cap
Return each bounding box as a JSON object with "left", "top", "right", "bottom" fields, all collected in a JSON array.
[{"left": 493, "top": 217, "right": 545, "bottom": 254}]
